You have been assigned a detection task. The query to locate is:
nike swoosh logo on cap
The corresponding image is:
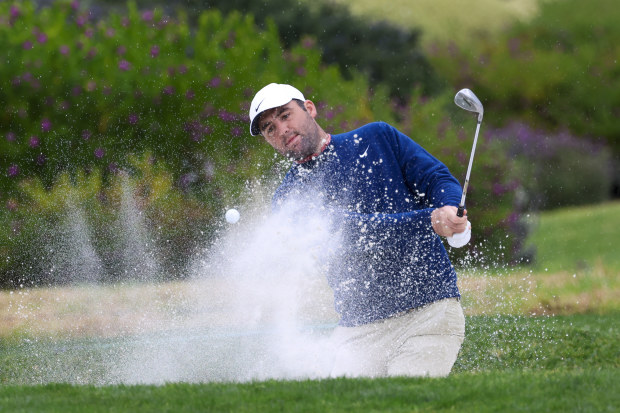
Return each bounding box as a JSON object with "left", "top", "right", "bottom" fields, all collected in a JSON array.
[{"left": 255, "top": 98, "right": 266, "bottom": 112}]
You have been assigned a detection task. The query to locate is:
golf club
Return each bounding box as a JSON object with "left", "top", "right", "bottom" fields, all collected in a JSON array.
[
  {"left": 453, "top": 88, "right": 484, "bottom": 218},
  {"left": 447, "top": 88, "right": 483, "bottom": 248}
]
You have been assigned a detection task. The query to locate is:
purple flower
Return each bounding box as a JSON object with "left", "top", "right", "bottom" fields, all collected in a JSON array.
[
  {"left": 85, "top": 28, "right": 94, "bottom": 38},
  {"left": 59, "top": 45, "right": 70, "bottom": 55},
  {"left": 178, "top": 173, "right": 197, "bottom": 190},
  {"left": 86, "top": 47, "right": 97, "bottom": 59},
  {"left": 105, "top": 28, "right": 115, "bottom": 38},
  {"left": 492, "top": 183, "right": 506, "bottom": 196},
  {"left": 9, "top": 5, "right": 20, "bottom": 25},
  {"left": 94, "top": 147, "right": 105, "bottom": 158},
  {"left": 82, "top": 130, "right": 92, "bottom": 140},
  {"left": 29, "top": 136, "right": 40, "bottom": 148},
  {"left": 128, "top": 113, "right": 139, "bottom": 125},
  {"left": 302, "top": 36, "right": 315, "bottom": 49},
  {"left": 41, "top": 118, "right": 52, "bottom": 132},
  {"left": 150, "top": 45, "right": 160, "bottom": 58},
  {"left": 23, "top": 41, "right": 33, "bottom": 50},
  {"left": 37, "top": 33, "right": 48, "bottom": 44},
  {"left": 86, "top": 80, "right": 96, "bottom": 91},
  {"left": 142, "top": 11, "right": 154, "bottom": 22},
  {"left": 36, "top": 154, "right": 47, "bottom": 166},
  {"left": 118, "top": 60, "right": 131, "bottom": 71},
  {"left": 108, "top": 162, "right": 119, "bottom": 173},
  {"left": 208, "top": 77, "right": 221, "bottom": 88},
  {"left": 71, "top": 1, "right": 80, "bottom": 11},
  {"left": 296, "top": 67, "right": 306, "bottom": 77},
  {"left": 178, "top": 64, "right": 187, "bottom": 74},
  {"left": 231, "top": 126, "right": 242, "bottom": 137},
  {"left": 185, "top": 89, "right": 195, "bottom": 100},
  {"left": 76, "top": 14, "right": 87, "bottom": 27},
  {"left": 10, "top": 5, "right": 20, "bottom": 19},
  {"left": 72, "top": 86, "right": 82, "bottom": 96},
  {"left": 162, "top": 85, "right": 175, "bottom": 95},
  {"left": 7, "top": 164, "right": 19, "bottom": 177},
  {"left": 6, "top": 132, "right": 16, "bottom": 142},
  {"left": 218, "top": 110, "right": 235, "bottom": 122}
]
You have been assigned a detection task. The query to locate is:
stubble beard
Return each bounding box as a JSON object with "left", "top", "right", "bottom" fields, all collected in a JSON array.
[{"left": 284, "top": 118, "right": 323, "bottom": 161}]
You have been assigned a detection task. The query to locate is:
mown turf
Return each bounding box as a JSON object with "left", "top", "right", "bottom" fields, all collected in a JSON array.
[
  {"left": 526, "top": 201, "right": 620, "bottom": 273},
  {"left": 1, "top": 368, "right": 617, "bottom": 412},
  {"left": 1, "top": 313, "right": 618, "bottom": 411}
]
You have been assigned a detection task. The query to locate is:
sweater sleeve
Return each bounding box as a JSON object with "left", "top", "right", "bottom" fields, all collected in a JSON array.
[
  {"left": 341, "top": 208, "right": 434, "bottom": 235},
  {"left": 382, "top": 122, "right": 462, "bottom": 208}
]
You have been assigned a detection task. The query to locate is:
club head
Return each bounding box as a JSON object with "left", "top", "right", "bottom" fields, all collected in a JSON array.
[{"left": 454, "top": 88, "right": 484, "bottom": 116}]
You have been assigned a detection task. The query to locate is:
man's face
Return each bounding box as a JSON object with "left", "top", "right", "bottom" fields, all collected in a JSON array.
[{"left": 257, "top": 100, "right": 323, "bottom": 161}]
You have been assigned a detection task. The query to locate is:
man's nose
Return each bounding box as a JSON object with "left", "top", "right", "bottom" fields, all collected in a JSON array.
[{"left": 275, "top": 120, "right": 289, "bottom": 139}]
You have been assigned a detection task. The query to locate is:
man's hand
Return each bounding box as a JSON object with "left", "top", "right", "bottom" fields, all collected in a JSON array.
[{"left": 431, "top": 206, "right": 469, "bottom": 237}]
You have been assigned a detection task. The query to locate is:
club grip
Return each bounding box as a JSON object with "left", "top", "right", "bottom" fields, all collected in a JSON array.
[{"left": 457, "top": 205, "right": 465, "bottom": 218}]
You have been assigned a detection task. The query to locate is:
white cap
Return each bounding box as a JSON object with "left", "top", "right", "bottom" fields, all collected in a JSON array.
[{"left": 249, "top": 83, "right": 305, "bottom": 136}]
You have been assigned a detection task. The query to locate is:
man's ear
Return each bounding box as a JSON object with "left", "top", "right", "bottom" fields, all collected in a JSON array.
[{"left": 304, "top": 100, "right": 317, "bottom": 119}]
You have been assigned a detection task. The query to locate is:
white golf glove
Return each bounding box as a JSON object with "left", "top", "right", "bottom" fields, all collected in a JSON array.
[{"left": 447, "top": 221, "right": 471, "bottom": 248}]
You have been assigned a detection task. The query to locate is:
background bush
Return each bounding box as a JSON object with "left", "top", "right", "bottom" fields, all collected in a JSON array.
[
  {"left": 428, "top": 0, "right": 619, "bottom": 199},
  {"left": 0, "top": 1, "right": 521, "bottom": 286},
  {"left": 96, "top": 0, "right": 441, "bottom": 101},
  {"left": 486, "top": 123, "right": 613, "bottom": 211}
]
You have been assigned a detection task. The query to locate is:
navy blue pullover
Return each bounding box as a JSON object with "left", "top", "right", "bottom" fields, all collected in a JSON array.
[{"left": 273, "top": 122, "right": 462, "bottom": 326}]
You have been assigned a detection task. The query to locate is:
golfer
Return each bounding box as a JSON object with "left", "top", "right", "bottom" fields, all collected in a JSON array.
[{"left": 249, "top": 83, "right": 470, "bottom": 378}]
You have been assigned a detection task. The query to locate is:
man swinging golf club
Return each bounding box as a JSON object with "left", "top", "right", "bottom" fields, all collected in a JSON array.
[{"left": 249, "top": 83, "right": 478, "bottom": 378}]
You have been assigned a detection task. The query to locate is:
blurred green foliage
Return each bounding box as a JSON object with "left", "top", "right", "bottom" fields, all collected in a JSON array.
[
  {"left": 0, "top": 1, "right": 520, "bottom": 285},
  {"left": 428, "top": 0, "right": 619, "bottom": 191},
  {"left": 0, "top": 154, "right": 213, "bottom": 288},
  {"left": 486, "top": 122, "right": 613, "bottom": 210},
  {"left": 98, "top": 0, "right": 441, "bottom": 100}
]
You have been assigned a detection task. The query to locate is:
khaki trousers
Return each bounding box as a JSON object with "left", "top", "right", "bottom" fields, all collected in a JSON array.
[{"left": 330, "top": 297, "right": 465, "bottom": 378}]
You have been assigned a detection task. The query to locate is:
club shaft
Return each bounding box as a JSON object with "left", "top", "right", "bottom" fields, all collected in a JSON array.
[{"left": 458, "top": 116, "right": 482, "bottom": 213}]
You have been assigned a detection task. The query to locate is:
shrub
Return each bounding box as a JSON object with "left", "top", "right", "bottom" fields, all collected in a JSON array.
[
  {"left": 0, "top": 0, "right": 391, "bottom": 285},
  {"left": 427, "top": 0, "right": 620, "bottom": 200},
  {"left": 0, "top": 0, "right": 387, "bottom": 204},
  {"left": 487, "top": 122, "right": 613, "bottom": 211},
  {"left": 0, "top": 154, "right": 213, "bottom": 288},
  {"left": 0, "top": 1, "right": 528, "bottom": 285},
  {"left": 97, "top": 0, "right": 441, "bottom": 100}
]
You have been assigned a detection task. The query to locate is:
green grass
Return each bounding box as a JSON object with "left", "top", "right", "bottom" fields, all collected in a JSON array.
[
  {"left": 1, "top": 368, "right": 618, "bottom": 412},
  {"left": 1, "top": 313, "right": 618, "bottom": 411},
  {"left": 526, "top": 201, "right": 620, "bottom": 273},
  {"left": 325, "top": 0, "right": 540, "bottom": 46}
]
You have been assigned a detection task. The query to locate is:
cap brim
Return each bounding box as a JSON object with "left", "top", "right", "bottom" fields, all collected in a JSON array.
[{"left": 250, "top": 96, "right": 295, "bottom": 136}]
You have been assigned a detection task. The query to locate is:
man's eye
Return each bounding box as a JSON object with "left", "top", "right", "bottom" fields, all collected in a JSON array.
[{"left": 281, "top": 113, "right": 289, "bottom": 120}]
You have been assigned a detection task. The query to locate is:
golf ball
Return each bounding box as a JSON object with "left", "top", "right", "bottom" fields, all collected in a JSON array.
[{"left": 225, "top": 208, "right": 240, "bottom": 224}]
